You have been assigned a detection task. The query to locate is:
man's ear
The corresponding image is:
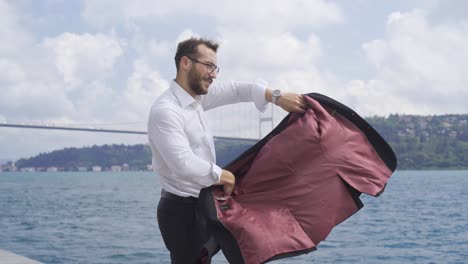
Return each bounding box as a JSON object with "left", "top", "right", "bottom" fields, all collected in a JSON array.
[{"left": 180, "top": 56, "right": 191, "bottom": 71}]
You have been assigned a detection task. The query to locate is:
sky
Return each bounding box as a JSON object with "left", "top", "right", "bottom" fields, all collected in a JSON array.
[{"left": 1, "top": 0, "right": 468, "bottom": 161}]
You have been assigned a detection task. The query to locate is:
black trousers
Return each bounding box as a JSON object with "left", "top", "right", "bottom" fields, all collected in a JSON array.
[{"left": 157, "top": 190, "right": 217, "bottom": 263}]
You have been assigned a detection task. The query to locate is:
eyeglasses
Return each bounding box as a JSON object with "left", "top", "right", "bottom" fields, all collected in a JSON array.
[{"left": 186, "top": 56, "right": 220, "bottom": 74}]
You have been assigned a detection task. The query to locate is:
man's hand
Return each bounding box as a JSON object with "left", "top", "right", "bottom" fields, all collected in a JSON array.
[
  {"left": 266, "top": 89, "right": 308, "bottom": 113},
  {"left": 218, "top": 169, "right": 236, "bottom": 195},
  {"left": 276, "top": 92, "right": 308, "bottom": 113}
]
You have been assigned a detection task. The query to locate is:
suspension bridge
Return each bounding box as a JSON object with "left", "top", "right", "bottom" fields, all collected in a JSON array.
[{"left": 0, "top": 103, "right": 284, "bottom": 141}]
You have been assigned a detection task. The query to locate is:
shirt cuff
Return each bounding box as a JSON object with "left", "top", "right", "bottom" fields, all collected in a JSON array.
[
  {"left": 252, "top": 78, "right": 269, "bottom": 112},
  {"left": 211, "top": 163, "right": 222, "bottom": 183}
]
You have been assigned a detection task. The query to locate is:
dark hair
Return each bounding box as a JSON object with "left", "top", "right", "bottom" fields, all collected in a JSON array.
[{"left": 174, "top": 37, "right": 219, "bottom": 72}]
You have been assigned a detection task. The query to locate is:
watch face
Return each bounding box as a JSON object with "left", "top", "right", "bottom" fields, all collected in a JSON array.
[{"left": 273, "top": 90, "right": 281, "bottom": 96}]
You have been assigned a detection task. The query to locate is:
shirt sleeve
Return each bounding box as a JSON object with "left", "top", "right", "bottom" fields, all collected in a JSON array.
[
  {"left": 201, "top": 78, "right": 269, "bottom": 112},
  {"left": 148, "top": 106, "right": 221, "bottom": 186}
]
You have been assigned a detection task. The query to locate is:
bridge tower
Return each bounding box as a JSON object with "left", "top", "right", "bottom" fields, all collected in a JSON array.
[{"left": 258, "top": 105, "right": 274, "bottom": 139}]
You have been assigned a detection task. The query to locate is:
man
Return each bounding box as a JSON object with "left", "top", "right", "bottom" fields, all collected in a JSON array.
[{"left": 147, "top": 37, "right": 307, "bottom": 263}]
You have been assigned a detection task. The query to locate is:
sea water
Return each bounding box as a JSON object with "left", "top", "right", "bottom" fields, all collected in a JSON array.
[{"left": 1, "top": 171, "right": 467, "bottom": 264}]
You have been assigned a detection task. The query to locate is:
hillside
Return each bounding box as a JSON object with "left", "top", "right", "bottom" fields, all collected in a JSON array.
[
  {"left": 12, "top": 139, "right": 256, "bottom": 171},
  {"left": 366, "top": 114, "right": 467, "bottom": 169}
]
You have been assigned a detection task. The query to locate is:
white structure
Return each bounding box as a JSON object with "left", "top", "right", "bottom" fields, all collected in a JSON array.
[
  {"left": 46, "top": 167, "right": 58, "bottom": 172},
  {"left": 111, "top": 165, "right": 121, "bottom": 172},
  {"left": 77, "top": 167, "right": 88, "bottom": 172},
  {"left": 92, "top": 166, "right": 102, "bottom": 172},
  {"left": 1, "top": 163, "right": 17, "bottom": 172}
]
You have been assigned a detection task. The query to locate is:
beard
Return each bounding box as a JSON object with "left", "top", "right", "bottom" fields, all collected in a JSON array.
[{"left": 188, "top": 67, "right": 212, "bottom": 95}]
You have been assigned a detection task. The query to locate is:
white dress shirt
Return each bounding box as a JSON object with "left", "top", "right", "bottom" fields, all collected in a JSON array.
[{"left": 148, "top": 80, "right": 269, "bottom": 197}]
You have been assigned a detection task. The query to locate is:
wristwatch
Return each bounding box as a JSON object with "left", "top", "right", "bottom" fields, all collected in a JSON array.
[{"left": 272, "top": 89, "right": 282, "bottom": 105}]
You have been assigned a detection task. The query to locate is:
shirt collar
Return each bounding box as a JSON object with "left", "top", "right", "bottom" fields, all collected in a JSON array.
[{"left": 170, "top": 80, "right": 200, "bottom": 108}]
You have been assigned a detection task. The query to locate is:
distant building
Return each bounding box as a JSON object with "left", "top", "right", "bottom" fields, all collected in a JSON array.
[
  {"left": 449, "top": 131, "right": 458, "bottom": 139},
  {"left": 111, "top": 165, "right": 122, "bottom": 172},
  {"left": 405, "top": 128, "right": 416, "bottom": 137},
  {"left": 442, "top": 122, "right": 452, "bottom": 128},
  {"left": 146, "top": 164, "right": 153, "bottom": 171},
  {"left": 1, "top": 162, "right": 17, "bottom": 172},
  {"left": 46, "top": 167, "right": 58, "bottom": 172},
  {"left": 20, "top": 167, "right": 35, "bottom": 172},
  {"left": 399, "top": 115, "right": 412, "bottom": 123},
  {"left": 418, "top": 120, "right": 428, "bottom": 129},
  {"left": 122, "top": 163, "right": 129, "bottom": 171},
  {"left": 77, "top": 166, "right": 88, "bottom": 172},
  {"left": 92, "top": 166, "right": 102, "bottom": 172}
]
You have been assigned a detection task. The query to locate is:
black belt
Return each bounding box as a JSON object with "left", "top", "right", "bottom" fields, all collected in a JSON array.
[{"left": 161, "top": 189, "right": 198, "bottom": 203}]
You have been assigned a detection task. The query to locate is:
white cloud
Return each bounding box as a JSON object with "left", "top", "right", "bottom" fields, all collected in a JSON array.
[
  {"left": 131, "top": 29, "right": 196, "bottom": 60},
  {"left": 43, "top": 32, "right": 124, "bottom": 88},
  {"left": 0, "top": 1, "right": 75, "bottom": 121},
  {"left": 347, "top": 9, "right": 468, "bottom": 115},
  {"left": 428, "top": 0, "right": 468, "bottom": 23},
  {"left": 0, "top": 0, "right": 32, "bottom": 56},
  {"left": 1, "top": 63, "right": 74, "bottom": 121},
  {"left": 119, "top": 59, "right": 169, "bottom": 121},
  {"left": 0, "top": 30, "right": 127, "bottom": 123},
  {"left": 210, "top": 0, "right": 342, "bottom": 31},
  {"left": 176, "top": 29, "right": 201, "bottom": 43},
  {"left": 82, "top": 0, "right": 342, "bottom": 30},
  {"left": 146, "top": 40, "right": 172, "bottom": 58},
  {"left": 0, "top": 59, "right": 26, "bottom": 83},
  {"left": 218, "top": 31, "right": 322, "bottom": 75},
  {"left": 362, "top": 39, "right": 388, "bottom": 69},
  {"left": 1, "top": 80, "right": 75, "bottom": 120},
  {"left": 344, "top": 79, "right": 433, "bottom": 115}
]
